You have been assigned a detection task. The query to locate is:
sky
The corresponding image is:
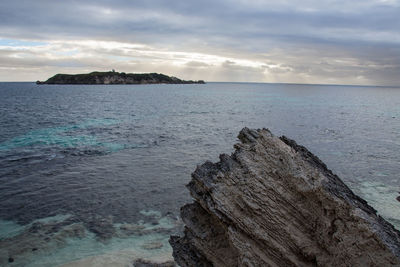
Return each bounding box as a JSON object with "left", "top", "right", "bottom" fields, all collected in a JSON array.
[{"left": 0, "top": 0, "right": 399, "bottom": 85}]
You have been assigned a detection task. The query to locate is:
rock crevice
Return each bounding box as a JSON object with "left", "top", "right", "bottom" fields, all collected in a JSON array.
[{"left": 170, "top": 128, "right": 400, "bottom": 266}]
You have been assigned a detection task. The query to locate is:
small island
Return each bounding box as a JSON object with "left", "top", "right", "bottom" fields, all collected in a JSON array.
[{"left": 36, "top": 71, "right": 205, "bottom": 85}]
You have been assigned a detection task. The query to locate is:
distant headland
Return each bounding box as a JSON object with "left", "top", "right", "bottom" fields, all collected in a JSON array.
[{"left": 36, "top": 71, "right": 205, "bottom": 85}]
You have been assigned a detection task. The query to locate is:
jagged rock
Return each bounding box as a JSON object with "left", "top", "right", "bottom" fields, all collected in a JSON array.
[{"left": 170, "top": 128, "right": 400, "bottom": 266}]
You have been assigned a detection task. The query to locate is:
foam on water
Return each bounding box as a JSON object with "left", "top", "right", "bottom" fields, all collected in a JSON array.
[
  {"left": 139, "top": 210, "right": 162, "bottom": 218},
  {"left": 32, "top": 214, "right": 73, "bottom": 224},
  {"left": 360, "top": 181, "right": 400, "bottom": 229}
]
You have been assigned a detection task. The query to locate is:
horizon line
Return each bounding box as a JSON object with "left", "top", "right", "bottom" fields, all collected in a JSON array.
[{"left": 0, "top": 80, "right": 399, "bottom": 88}]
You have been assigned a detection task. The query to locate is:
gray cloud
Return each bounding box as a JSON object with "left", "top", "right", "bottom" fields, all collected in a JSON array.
[{"left": 0, "top": 0, "right": 399, "bottom": 85}]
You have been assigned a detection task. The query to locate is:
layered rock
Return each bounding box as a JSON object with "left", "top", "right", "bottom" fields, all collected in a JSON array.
[
  {"left": 170, "top": 128, "right": 400, "bottom": 266},
  {"left": 36, "top": 71, "right": 205, "bottom": 85}
]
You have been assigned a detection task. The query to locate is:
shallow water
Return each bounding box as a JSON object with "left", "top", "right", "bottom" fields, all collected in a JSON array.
[{"left": 0, "top": 82, "right": 399, "bottom": 266}]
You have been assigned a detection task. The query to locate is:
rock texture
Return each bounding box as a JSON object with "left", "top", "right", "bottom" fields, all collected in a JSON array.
[
  {"left": 170, "top": 128, "right": 400, "bottom": 267},
  {"left": 36, "top": 71, "right": 205, "bottom": 85},
  {"left": 133, "top": 258, "right": 176, "bottom": 267}
]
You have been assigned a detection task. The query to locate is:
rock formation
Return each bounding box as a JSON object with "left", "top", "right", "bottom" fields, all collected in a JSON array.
[
  {"left": 170, "top": 128, "right": 400, "bottom": 266},
  {"left": 36, "top": 71, "right": 205, "bottom": 85}
]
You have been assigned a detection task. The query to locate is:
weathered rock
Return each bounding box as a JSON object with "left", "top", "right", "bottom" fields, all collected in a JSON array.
[{"left": 170, "top": 128, "right": 400, "bottom": 266}]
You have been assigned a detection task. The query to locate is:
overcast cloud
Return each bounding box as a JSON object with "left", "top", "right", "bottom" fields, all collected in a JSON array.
[{"left": 0, "top": 0, "right": 399, "bottom": 85}]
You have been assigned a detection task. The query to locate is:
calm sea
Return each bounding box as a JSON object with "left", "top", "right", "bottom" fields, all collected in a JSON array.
[{"left": 0, "top": 82, "right": 399, "bottom": 266}]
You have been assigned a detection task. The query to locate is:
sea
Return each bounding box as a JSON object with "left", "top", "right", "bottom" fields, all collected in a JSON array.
[{"left": 0, "top": 82, "right": 399, "bottom": 266}]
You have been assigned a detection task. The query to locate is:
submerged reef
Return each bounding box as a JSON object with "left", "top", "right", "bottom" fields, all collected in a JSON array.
[
  {"left": 0, "top": 211, "right": 180, "bottom": 266},
  {"left": 170, "top": 128, "right": 400, "bottom": 266},
  {"left": 36, "top": 71, "right": 205, "bottom": 85}
]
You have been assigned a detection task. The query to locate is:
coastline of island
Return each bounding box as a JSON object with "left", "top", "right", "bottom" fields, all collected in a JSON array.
[{"left": 36, "top": 71, "right": 205, "bottom": 85}]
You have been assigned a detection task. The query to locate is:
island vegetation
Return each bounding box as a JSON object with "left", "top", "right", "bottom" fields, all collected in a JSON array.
[{"left": 36, "top": 71, "right": 205, "bottom": 85}]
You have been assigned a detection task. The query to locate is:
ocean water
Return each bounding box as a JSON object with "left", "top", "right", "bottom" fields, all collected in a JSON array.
[{"left": 0, "top": 82, "right": 399, "bottom": 266}]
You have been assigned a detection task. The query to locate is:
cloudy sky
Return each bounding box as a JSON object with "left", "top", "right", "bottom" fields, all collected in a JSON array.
[{"left": 0, "top": 0, "right": 399, "bottom": 85}]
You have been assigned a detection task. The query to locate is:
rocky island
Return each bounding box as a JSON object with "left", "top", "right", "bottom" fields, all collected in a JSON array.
[
  {"left": 170, "top": 128, "right": 400, "bottom": 266},
  {"left": 36, "top": 71, "right": 205, "bottom": 85}
]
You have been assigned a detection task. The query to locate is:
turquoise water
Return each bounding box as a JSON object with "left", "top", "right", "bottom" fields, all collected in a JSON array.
[
  {"left": 0, "top": 118, "right": 123, "bottom": 152},
  {"left": 0, "top": 211, "right": 175, "bottom": 266},
  {"left": 0, "top": 82, "right": 399, "bottom": 266}
]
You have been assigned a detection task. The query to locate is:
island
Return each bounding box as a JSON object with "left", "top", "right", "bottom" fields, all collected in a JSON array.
[{"left": 36, "top": 71, "right": 205, "bottom": 85}]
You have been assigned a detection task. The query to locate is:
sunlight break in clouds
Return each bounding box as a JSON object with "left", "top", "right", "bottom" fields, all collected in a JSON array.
[
  {"left": 0, "top": 39, "right": 285, "bottom": 83},
  {"left": 0, "top": 0, "right": 399, "bottom": 85}
]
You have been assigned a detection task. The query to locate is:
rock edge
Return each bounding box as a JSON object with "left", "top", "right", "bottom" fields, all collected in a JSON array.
[{"left": 170, "top": 127, "right": 400, "bottom": 266}]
